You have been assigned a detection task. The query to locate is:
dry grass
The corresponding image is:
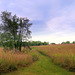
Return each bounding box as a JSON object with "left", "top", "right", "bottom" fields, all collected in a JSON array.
[
  {"left": 36, "top": 44, "right": 75, "bottom": 71},
  {"left": 0, "top": 48, "right": 38, "bottom": 73}
]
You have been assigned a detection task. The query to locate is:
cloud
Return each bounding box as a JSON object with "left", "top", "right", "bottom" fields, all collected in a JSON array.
[
  {"left": 0, "top": 0, "right": 75, "bottom": 43},
  {"left": 46, "top": 1, "right": 75, "bottom": 35},
  {"left": 0, "top": 0, "right": 43, "bottom": 20}
]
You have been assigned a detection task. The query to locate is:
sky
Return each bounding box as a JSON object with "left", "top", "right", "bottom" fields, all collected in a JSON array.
[{"left": 0, "top": 0, "right": 75, "bottom": 44}]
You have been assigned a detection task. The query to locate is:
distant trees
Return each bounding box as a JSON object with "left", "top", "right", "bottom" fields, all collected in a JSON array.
[
  {"left": 61, "top": 41, "right": 70, "bottom": 44},
  {"left": 28, "top": 41, "right": 49, "bottom": 46},
  {"left": 0, "top": 11, "right": 32, "bottom": 51},
  {"left": 72, "top": 41, "right": 75, "bottom": 44},
  {"left": 50, "top": 43, "right": 56, "bottom": 45}
]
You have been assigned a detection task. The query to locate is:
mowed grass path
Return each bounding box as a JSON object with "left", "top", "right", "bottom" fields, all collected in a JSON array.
[{"left": 2, "top": 52, "right": 74, "bottom": 75}]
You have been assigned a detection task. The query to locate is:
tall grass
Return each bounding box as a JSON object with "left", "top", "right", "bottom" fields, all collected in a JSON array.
[
  {"left": 0, "top": 48, "right": 38, "bottom": 73},
  {"left": 36, "top": 44, "right": 75, "bottom": 72}
]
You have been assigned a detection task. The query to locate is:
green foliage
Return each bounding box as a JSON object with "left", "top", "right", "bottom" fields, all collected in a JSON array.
[
  {"left": 61, "top": 41, "right": 70, "bottom": 44},
  {"left": 0, "top": 11, "right": 32, "bottom": 51},
  {"left": 31, "top": 52, "right": 38, "bottom": 61},
  {"left": 8, "top": 64, "right": 17, "bottom": 71},
  {"left": 28, "top": 41, "right": 49, "bottom": 46},
  {"left": 30, "top": 50, "right": 39, "bottom": 61},
  {"left": 66, "top": 41, "right": 70, "bottom": 44},
  {"left": 72, "top": 41, "right": 75, "bottom": 44},
  {"left": 51, "top": 43, "right": 56, "bottom": 45},
  {"left": 22, "top": 48, "right": 30, "bottom": 54}
]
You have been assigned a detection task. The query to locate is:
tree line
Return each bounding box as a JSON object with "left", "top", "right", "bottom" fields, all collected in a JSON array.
[
  {"left": 61, "top": 41, "right": 75, "bottom": 44},
  {"left": 0, "top": 41, "right": 49, "bottom": 47},
  {"left": 50, "top": 41, "right": 75, "bottom": 45},
  {"left": 28, "top": 41, "right": 49, "bottom": 46}
]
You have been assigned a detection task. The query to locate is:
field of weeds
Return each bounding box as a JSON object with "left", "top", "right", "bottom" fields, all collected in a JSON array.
[
  {"left": 0, "top": 47, "right": 38, "bottom": 73},
  {"left": 36, "top": 44, "right": 75, "bottom": 72}
]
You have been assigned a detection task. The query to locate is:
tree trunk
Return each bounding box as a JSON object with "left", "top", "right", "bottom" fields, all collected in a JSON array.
[
  {"left": 14, "top": 35, "right": 17, "bottom": 52},
  {"left": 26, "top": 42, "right": 31, "bottom": 50},
  {"left": 19, "top": 41, "right": 22, "bottom": 52}
]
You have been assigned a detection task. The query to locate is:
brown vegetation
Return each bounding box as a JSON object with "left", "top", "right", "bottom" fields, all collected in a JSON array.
[
  {"left": 0, "top": 48, "right": 38, "bottom": 73},
  {"left": 36, "top": 44, "right": 75, "bottom": 72}
]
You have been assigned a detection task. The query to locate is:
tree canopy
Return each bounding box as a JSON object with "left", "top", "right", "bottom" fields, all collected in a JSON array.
[{"left": 0, "top": 11, "right": 32, "bottom": 51}]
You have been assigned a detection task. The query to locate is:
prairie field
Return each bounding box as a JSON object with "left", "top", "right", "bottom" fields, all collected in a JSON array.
[
  {"left": 1, "top": 45, "right": 75, "bottom": 75},
  {"left": 0, "top": 48, "right": 39, "bottom": 73},
  {"left": 35, "top": 44, "right": 75, "bottom": 72}
]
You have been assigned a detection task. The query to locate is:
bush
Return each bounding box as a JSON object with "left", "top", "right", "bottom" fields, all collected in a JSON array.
[
  {"left": 8, "top": 64, "right": 17, "bottom": 71},
  {"left": 30, "top": 50, "right": 39, "bottom": 61}
]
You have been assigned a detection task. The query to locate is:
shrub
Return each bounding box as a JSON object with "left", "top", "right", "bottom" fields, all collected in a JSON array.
[{"left": 30, "top": 50, "right": 39, "bottom": 61}]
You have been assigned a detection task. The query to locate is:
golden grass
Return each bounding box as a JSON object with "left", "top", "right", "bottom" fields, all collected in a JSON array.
[
  {"left": 35, "top": 44, "right": 75, "bottom": 71},
  {"left": 0, "top": 48, "right": 38, "bottom": 73}
]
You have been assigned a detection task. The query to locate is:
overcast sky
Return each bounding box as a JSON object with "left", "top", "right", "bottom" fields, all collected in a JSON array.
[{"left": 0, "top": 0, "right": 75, "bottom": 43}]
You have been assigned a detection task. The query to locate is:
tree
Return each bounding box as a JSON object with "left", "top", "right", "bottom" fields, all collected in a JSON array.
[
  {"left": 0, "top": 11, "right": 32, "bottom": 51},
  {"left": 61, "top": 42, "right": 66, "bottom": 44},
  {"left": 28, "top": 41, "right": 49, "bottom": 46},
  {"left": 61, "top": 41, "right": 70, "bottom": 44},
  {"left": 17, "top": 18, "right": 32, "bottom": 51},
  {"left": 65, "top": 41, "right": 70, "bottom": 44},
  {"left": 72, "top": 41, "right": 75, "bottom": 44},
  {"left": 51, "top": 43, "right": 56, "bottom": 45},
  {"left": 0, "top": 11, "right": 18, "bottom": 49}
]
